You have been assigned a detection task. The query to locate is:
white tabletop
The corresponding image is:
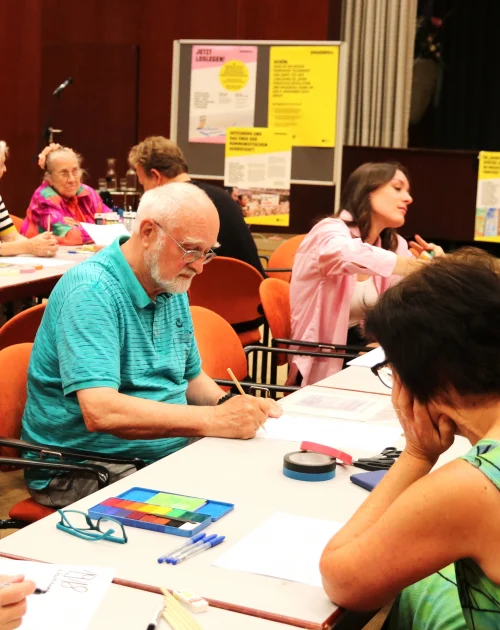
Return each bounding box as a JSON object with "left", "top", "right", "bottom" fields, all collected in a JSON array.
[
  {"left": 90, "top": 584, "right": 301, "bottom": 630},
  {"left": 0, "top": 248, "right": 90, "bottom": 301},
  {"left": 314, "top": 367, "right": 391, "bottom": 396},
  {"left": 0, "top": 437, "right": 379, "bottom": 628},
  {"left": 0, "top": 429, "right": 471, "bottom": 629}
]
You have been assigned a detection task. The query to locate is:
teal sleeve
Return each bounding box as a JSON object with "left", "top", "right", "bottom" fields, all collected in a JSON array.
[
  {"left": 185, "top": 333, "right": 202, "bottom": 381},
  {"left": 56, "top": 283, "right": 122, "bottom": 395}
]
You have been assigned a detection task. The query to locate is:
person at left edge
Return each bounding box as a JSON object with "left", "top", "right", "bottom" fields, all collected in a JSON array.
[
  {"left": 21, "top": 182, "right": 282, "bottom": 509},
  {"left": 21, "top": 143, "right": 111, "bottom": 245}
]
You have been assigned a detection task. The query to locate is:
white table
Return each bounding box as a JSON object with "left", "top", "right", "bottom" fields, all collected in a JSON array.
[
  {"left": 0, "top": 428, "right": 470, "bottom": 630},
  {"left": 0, "top": 248, "right": 90, "bottom": 303},
  {"left": 0, "top": 437, "right": 382, "bottom": 629},
  {"left": 90, "top": 583, "right": 302, "bottom": 630},
  {"left": 314, "top": 367, "right": 391, "bottom": 396}
]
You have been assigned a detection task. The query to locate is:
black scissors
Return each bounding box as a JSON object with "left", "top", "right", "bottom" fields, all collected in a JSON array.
[{"left": 352, "top": 447, "right": 402, "bottom": 471}]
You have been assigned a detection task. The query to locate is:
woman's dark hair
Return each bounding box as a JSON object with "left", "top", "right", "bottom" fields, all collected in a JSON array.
[
  {"left": 365, "top": 248, "right": 500, "bottom": 403},
  {"left": 337, "top": 162, "right": 409, "bottom": 252}
]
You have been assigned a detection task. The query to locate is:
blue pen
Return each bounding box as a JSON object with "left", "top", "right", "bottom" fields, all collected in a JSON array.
[
  {"left": 168, "top": 534, "right": 218, "bottom": 563},
  {"left": 157, "top": 532, "right": 207, "bottom": 563},
  {"left": 171, "top": 535, "right": 225, "bottom": 565}
]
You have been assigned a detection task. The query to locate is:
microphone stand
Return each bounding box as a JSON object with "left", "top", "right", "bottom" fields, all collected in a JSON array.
[{"left": 33, "top": 91, "right": 65, "bottom": 162}]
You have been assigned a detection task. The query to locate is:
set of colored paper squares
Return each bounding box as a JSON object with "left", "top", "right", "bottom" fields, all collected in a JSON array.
[{"left": 88, "top": 487, "right": 234, "bottom": 537}]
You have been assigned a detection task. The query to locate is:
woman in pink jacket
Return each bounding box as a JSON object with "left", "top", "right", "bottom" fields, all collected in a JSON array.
[{"left": 289, "top": 162, "right": 443, "bottom": 386}]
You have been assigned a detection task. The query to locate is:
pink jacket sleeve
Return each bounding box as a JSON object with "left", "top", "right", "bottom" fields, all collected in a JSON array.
[{"left": 316, "top": 219, "right": 399, "bottom": 278}]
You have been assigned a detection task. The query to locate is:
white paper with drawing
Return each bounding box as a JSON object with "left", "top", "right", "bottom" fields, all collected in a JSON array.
[
  {"left": 214, "top": 512, "right": 343, "bottom": 587},
  {"left": 0, "top": 558, "right": 115, "bottom": 630},
  {"left": 281, "top": 388, "right": 389, "bottom": 421}
]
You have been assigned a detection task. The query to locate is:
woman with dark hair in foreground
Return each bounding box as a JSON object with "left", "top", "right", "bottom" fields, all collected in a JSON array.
[{"left": 320, "top": 249, "right": 500, "bottom": 629}]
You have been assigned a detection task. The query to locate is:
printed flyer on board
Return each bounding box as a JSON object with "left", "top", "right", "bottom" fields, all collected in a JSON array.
[
  {"left": 189, "top": 46, "right": 258, "bottom": 144},
  {"left": 475, "top": 151, "right": 500, "bottom": 242},
  {"left": 224, "top": 127, "right": 291, "bottom": 226},
  {"left": 268, "top": 45, "right": 339, "bottom": 148}
]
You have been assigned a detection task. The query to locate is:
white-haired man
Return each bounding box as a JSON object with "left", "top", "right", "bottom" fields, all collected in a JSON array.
[{"left": 22, "top": 183, "right": 281, "bottom": 508}]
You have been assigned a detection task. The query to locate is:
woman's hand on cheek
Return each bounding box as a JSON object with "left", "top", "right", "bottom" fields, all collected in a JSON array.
[{"left": 392, "top": 375, "right": 455, "bottom": 465}]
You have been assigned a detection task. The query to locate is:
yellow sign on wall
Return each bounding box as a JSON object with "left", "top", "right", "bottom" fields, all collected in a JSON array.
[
  {"left": 475, "top": 151, "right": 500, "bottom": 242},
  {"left": 268, "top": 46, "right": 339, "bottom": 148}
]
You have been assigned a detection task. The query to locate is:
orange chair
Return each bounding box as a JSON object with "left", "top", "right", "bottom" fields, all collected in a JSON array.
[
  {"left": 190, "top": 305, "right": 297, "bottom": 396},
  {"left": 0, "top": 344, "right": 145, "bottom": 529},
  {"left": 259, "top": 278, "right": 366, "bottom": 385},
  {"left": 191, "top": 306, "right": 247, "bottom": 390},
  {"left": 0, "top": 303, "right": 46, "bottom": 351},
  {"left": 9, "top": 214, "right": 24, "bottom": 232},
  {"left": 265, "top": 234, "right": 306, "bottom": 283},
  {"left": 189, "top": 257, "right": 264, "bottom": 347}
]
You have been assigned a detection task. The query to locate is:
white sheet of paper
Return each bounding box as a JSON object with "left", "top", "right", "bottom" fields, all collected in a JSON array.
[
  {"left": 257, "top": 412, "right": 401, "bottom": 452},
  {"left": 214, "top": 512, "right": 343, "bottom": 587},
  {"left": 80, "top": 222, "right": 129, "bottom": 246},
  {"left": 0, "top": 559, "right": 115, "bottom": 630},
  {"left": 281, "top": 390, "right": 387, "bottom": 422},
  {"left": 0, "top": 256, "right": 74, "bottom": 267},
  {"left": 347, "top": 346, "right": 386, "bottom": 368}
]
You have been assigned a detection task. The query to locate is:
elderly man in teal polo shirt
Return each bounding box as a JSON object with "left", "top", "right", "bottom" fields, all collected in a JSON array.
[{"left": 22, "top": 182, "right": 281, "bottom": 508}]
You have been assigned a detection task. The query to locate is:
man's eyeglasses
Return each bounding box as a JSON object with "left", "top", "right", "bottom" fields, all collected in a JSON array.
[
  {"left": 154, "top": 221, "right": 216, "bottom": 265},
  {"left": 371, "top": 359, "right": 393, "bottom": 389},
  {"left": 57, "top": 509, "right": 128, "bottom": 544}
]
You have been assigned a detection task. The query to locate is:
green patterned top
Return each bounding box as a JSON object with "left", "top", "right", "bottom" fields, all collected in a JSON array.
[{"left": 388, "top": 439, "right": 500, "bottom": 630}]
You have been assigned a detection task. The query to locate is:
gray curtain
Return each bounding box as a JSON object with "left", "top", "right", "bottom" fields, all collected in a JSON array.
[{"left": 342, "top": 0, "right": 418, "bottom": 147}]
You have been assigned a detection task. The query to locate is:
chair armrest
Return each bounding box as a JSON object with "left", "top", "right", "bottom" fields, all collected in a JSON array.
[
  {"left": 244, "top": 345, "right": 362, "bottom": 360},
  {"left": 0, "top": 457, "right": 110, "bottom": 489},
  {"left": 265, "top": 267, "right": 292, "bottom": 273},
  {"left": 215, "top": 379, "right": 298, "bottom": 394},
  {"left": 0, "top": 438, "right": 146, "bottom": 471},
  {"left": 272, "top": 338, "right": 368, "bottom": 353},
  {"left": 259, "top": 255, "right": 269, "bottom": 264}
]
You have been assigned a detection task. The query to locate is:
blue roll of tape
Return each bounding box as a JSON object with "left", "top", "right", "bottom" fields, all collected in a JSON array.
[{"left": 283, "top": 450, "right": 336, "bottom": 482}]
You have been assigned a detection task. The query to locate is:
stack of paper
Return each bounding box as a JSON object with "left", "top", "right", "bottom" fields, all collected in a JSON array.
[
  {"left": 346, "top": 346, "right": 385, "bottom": 368},
  {"left": 213, "top": 512, "right": 343, "bottom": 587},
  {"left": 0, "top": 558, "right": 115, "bottom": 630}
]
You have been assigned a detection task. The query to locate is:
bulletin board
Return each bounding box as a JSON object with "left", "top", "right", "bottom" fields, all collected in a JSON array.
[{"left": 171, "top": 39, "right": 347, "bottom": 207}]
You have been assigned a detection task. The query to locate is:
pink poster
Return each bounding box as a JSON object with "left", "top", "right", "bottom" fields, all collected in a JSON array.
[{"left": 189, "top": 46, "right": 258, "bottom": 144}]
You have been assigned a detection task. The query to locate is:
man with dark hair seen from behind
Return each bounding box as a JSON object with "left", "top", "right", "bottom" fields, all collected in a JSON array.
[{"left": 128, "top": 136, "right": 265, "bottom": 277}]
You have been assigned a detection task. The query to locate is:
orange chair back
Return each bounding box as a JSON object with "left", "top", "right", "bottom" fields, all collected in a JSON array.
[
  {"left": 9, "top": 214, "right": 24, "bottom": 231},
  {"left": 0, "top": 343, "right": 32, "bottom": 460},
  {"left": 0, "top": 303, "right": 46, "bottom": 351},
  {"left": 259, "top": 278, "right": 291, "bottom": 366},
  {"left": 191, "top": 306, "right": 248, "bottom": 389},
  {"left": 189, "top": 257, "right": 264, "bottom": 343},
  {"left": 266, "top": 234, "right": 306, "bottom": 282}
]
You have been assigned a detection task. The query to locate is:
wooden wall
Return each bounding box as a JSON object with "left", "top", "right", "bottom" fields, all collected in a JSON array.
[
  {"left": 1, "top": 0, "right": 338, "bottom": 215},
  {"left": 0, "top": 0, "right": 481, "bottom": 245}
]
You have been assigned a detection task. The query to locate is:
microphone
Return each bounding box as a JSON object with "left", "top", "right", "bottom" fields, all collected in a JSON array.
[{"left": 52, "top": 77, "right": 73, "bottom": 97}]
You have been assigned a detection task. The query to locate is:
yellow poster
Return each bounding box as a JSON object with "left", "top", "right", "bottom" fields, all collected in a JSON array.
[
  {"left": 224, "top": 127, "right": 291, "bottom": 226},
  {"left": 268, "top": 46, "right": 339, "bottom": 148},
  {"left": 475, "top": 151, "right": 500, "bottom": 242}
]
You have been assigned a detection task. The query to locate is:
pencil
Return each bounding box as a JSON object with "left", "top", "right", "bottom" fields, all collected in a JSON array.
[
  {"left": 226, "top": 368, "right": 268, "bottom": 433},
  {"left": 160, "top": 589, "right": 202, "bottom": 630},
  {"left": 47, "top": 216, "right": 51, "bottom": 233}
]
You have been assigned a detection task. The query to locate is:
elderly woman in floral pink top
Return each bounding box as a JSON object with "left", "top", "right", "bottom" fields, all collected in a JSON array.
[
  {"left": 289, "top": 162, "right": 446, "bottom": 386},
  {"left": 22, "top": 144, "right": 111, "bottom": 245}
]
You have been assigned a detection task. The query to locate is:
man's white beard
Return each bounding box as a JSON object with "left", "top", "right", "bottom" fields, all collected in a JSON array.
[{"left": 145, "top": 242, "right": 195, "bottom": 294}]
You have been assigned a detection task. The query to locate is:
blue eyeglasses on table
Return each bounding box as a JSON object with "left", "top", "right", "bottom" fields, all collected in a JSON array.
[{"left": 56, "top": 509, "right": 128, "bottom": 544}]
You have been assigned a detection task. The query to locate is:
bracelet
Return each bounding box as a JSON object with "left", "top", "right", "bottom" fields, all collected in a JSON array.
[{"left": 217, "top": 393, "right": 236, "bottom": 405}]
